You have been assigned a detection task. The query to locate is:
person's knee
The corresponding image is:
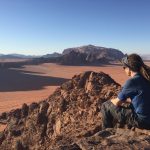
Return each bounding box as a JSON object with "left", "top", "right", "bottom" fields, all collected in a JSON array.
[
  {"left": 102, "top": 100, "right": 111, "bottom": 107},
  {"left": 101, "top": 100, "right": 111, "bottom": 111}
]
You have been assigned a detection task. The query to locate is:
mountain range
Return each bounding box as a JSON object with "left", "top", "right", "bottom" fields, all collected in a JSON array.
[
  {"left": 0, "top": 45, "right": 125, "bottom": 67},
  {"left": 141, "top": 54, "right": 150, "bottom": 61},
  {"left": 42, "top": 52, "right": 62, "bottom": 58},
  {"left": 2, "top": 45, "right": 150, "bottom": 67},
  {"left": 1, "top": 46, "right": 150, "bottom": 62},
  {"left": 0, "top": 53, "right": 38, "bottom": 59}
]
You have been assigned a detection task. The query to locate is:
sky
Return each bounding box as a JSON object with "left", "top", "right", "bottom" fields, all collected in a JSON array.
[{"left": 0, "top": 0, "right": 150, "bottom": 55}]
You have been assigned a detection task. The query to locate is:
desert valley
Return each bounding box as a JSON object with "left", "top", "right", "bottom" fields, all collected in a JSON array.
[
  {"left": 0, "top": 63, "right": 129, "bottom": 113},
  {"left": 0, "top": 45, "right": 150, "bottom": 149},
  {"left": 0, "top": 45, "right": 128, "bottom": 113}
]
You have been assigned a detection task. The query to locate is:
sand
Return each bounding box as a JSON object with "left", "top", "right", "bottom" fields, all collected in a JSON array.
[{"left": 0, "top": 63, "right": 129, "bottom": 113}]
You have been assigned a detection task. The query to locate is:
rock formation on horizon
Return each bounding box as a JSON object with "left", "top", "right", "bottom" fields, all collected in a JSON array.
[
  {"left": 42, "top": 52, "right": 62, "bottom": 58},
  {"left": 141, "top": 54, "right": 150, "bottom": 61},
  {"left": 0, "top": 45, "right": 125, "bottom": 68},
  {"left": 0, "top": 71, "right": 150, "bottom": 149},
  {"left": 60, "top": 45, "right": 124, "bottom": 65}
]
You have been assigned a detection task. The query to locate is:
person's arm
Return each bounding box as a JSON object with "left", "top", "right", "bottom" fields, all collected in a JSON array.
[{"left": 111, "top": 79, "right": 136, "bottom": 106}]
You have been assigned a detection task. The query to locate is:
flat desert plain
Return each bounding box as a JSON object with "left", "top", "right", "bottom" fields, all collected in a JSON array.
[{"left": 0, "top": 62, "right": 150, "bottom": 113}]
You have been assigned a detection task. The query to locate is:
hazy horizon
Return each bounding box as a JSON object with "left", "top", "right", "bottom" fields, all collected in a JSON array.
[
  {"left": 0, "top": 0, "right": 150, "bottom": 55},
  {"left": 0, "top": 44, "right": 150, "bottom": 56}
]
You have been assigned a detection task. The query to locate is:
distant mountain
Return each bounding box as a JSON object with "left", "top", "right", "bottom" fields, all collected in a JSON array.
[
  {"left": 141, "top": 54, "right": 150, "bottom": 61},
  {"left": 61, "top": 45, "right": 124, "bottom": 65},
  {"left": 0, "top": 53, "right": 39, "bottom": 59},
  {"left": 42, "top": 52, "right": 62, "bottom": 58},
  {"left": 0, "top": 45, "right": 125, "bottom": 67},
  {"left": 0, "top": 54, "right": 22, "bottom": 59},
  {"left": 0, "top": 52, "right": 62, "bottom": 59}
]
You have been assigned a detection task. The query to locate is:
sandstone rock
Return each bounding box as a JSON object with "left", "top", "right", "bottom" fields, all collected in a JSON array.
[
  {"left": 36, "top": 113, "right": 47, "bottom": 125},
  {"left": 0, "top": 112, "right": 7, "bottom": 120},
  {"left": 61, "top": 80, "right": 73, "bottom": 90},
  {"left": 39, "top": 101, "right": 49, "bottom": 114},
  {"left": 55, "top": 119, "right": 61, "bottom": 135},
  {"left": 59, "top": 99, "right": 68, "bottom": 113},
  {"left": 10, "top": 109, "right": 21, "bottom": 119},
  {"left": 10, "top": 129, "right": 22, "bottom": 137},
  {"left": 29, "top": 102, "right": 39, "bottom": 112},
  {"left": 15, "top": 140, "right": 28, "bottom": 150},
  {"left": 0, "top": 132, "right": 5, "bottom": 145},
  {"left": 0, "top": 71, "right": 149, "bottom": 149},
  {"left": 21, "top": 103, "right": 29, "bottom": 117},
  {"left": 77, "top": 128, "right": 150, "bottom": 149}
]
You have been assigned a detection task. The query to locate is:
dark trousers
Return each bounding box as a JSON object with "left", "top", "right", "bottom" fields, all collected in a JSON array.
[{"left": 101, "top": 100, "right": 139, "bottom": 129}]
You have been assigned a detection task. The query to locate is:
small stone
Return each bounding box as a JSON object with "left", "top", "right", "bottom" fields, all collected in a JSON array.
[{"left": 55, "top": 119, "right": 61, "bottom": 135}]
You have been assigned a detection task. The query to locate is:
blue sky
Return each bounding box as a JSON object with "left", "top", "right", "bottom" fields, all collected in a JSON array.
[{"left": 0, "top": 0, "right": 150, "bottom": 55}]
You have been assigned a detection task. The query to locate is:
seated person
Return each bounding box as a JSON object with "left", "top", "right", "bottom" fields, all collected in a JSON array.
[{"left": 101, "top": 54, "right": 150, "bottom": 129}]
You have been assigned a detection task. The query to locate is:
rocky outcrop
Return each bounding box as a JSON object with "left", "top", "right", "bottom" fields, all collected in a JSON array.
[
  {"left": 0, "top": 71, "right": 150, "bottom": 150},
  {"left": 61, "top": 45, "right": 124, "bottom": 65},
  {"left": 77, "top": 128, "right": 150, "bottom": 149}
]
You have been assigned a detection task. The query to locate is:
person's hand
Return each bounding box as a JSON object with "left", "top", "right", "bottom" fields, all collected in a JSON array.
[
  {"left": 125, "top": 98, "right": 131, "bottom": 103},
  {"left": 111, "top": 98, "right": 122, "bottom": 106}
]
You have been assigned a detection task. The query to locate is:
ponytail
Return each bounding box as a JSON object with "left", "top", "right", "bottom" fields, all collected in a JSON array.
[{"left": 140, "top": 64, "right": 150, "bottom": 82}]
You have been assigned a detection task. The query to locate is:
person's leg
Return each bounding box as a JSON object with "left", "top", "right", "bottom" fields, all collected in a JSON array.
[
  {"left": 101, "top": 100, "right": 138, "bottom": 129},
  {"left": 101, "top": 100, "right": 120, "bottom": 128},
  {"left": 120, "top": 106, "right": 139, "bottom": 128},
  {"left": 136, "top": 118, "right": 150, "bottom": 130}
]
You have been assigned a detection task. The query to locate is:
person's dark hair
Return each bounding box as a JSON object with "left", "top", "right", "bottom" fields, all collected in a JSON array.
[{"left": 122, "top": 53, "right": 150, "bottom": 82}]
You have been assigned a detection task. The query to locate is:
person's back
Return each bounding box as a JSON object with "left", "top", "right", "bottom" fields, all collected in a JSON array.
[{"left": 131, "top": 73, "right": 150, "bottom": 124}]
